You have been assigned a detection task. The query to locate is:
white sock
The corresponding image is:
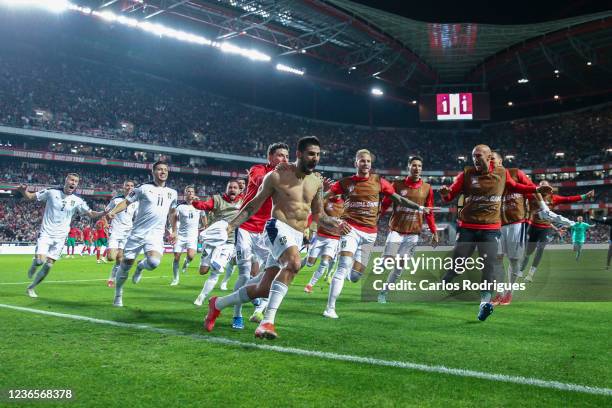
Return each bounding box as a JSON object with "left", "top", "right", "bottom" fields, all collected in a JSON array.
[
  {"left": 109, "top": 264, "right": 120, "bottom": 280},
  {"left": 221, "top": 263, "right": 234, "bottom": 284},
  {"left": 254, "top": 298, "right": 268, "bottom": 314},
  {"left": 27, "top": 258, "right": 42, "bottom": 277},
  {"left": 215, "top": 286, "right": 251, "bottom": 311},
  {"left": 172, "top": 260, "right": 180, "bottom": 280},
  {"left": 262, "top": 281, "right": 288, "bottom": 324},
  {"left": 182, "top": 258, "right": 190, "bottom": 270},
  {"left": 382, "top": 268, "right": 402, "bottom": 294},
  {"left": 199, "top": 270, "right": 221, "bottom": 298},
  {"left": 327, "top": 256, "right": 352, "bottom": 310},
  {"left": 233, "top": 262, "right": 251, "bottom": 318},
  {"left": 309, "top": 260, "right": 329, "bottom": 286},
  {"left": 28, "top": 263, "right": 52, "bottom": 289},
  {"left": 529, "top": 266, "right": 537, "bottom": 276},
  {"left": 115, "top": 263, "right": 132, "bottom": 297}
]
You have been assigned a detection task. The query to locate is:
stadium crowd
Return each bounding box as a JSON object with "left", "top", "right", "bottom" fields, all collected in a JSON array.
[{"left": 0, "top": 52, "right": 610, "bottom": 170}]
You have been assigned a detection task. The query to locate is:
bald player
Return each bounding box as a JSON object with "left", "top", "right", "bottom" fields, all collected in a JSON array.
[
  {"left": 440, "top": 144, "right": 551, "bottom": 321},
  {"left": 204, "top": 136, "right": 346, "bottom": 339}
]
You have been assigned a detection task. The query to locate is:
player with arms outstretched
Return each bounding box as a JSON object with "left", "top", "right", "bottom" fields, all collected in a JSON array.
[
  {"left": 439, "top": 145, "right": 550, "bottom": 320},
  {"left": 520, "top": 185, "right": 593, "bottom": 282},
  {"left": 324, "top": 149, "right": 438, "bottom": 318},
  {"left": 107, "top": 161, "right": 178, "bottom": 307},
  {"left": 17, "top": 173, "right": 106, "bottom": 297},
  {"left": 204, "top": 136, "right": 346, "bottom": 339},
  {"left": 378, "top": 155, "right": 438, "bottom": 304},
  {"left": 192, "top": 180, "right": 243, "bottom": 306}
]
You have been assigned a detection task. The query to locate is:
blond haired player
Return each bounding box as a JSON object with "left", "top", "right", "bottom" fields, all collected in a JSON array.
[
  {"left": 324, "top": 149, "right": 438, "bottom": 318},
  {"left": 17, "top": 173, "right": 107, "bottom": 298}
]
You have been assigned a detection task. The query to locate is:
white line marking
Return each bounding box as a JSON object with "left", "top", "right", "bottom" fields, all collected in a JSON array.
[{"left": 1, "top": 303, "right": 610, "bottom": 397}]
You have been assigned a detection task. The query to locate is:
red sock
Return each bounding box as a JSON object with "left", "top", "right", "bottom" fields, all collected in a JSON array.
[
  {"left": 96, "top": 248, "right": 100, "bottom": 260},
  {"left": 103, "top": 248, "right": 108, "bottom": 257}
]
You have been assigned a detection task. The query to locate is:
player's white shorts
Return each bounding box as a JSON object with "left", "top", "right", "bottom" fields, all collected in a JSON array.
[
  {"left": 200, "top": 243, "right": 234, "bottom": 271},
  {"left": 173, "top": 235, "right": 198, "bottom": 253},
  {"left": 108, "top": 229, "right": 131, "bottom": 250},
  {"left": 499, "top": 222, "right": 527, "bottom": 259},
  {"left": 36, "top": 234, "right": 66, "bottom": 260},
  {"left": 339, "top": 227, "right": 377, "bottom": 264},
  {"left": 308, "top": 235, "right": 339, "bottom": 260},
  {"left": 123, "top": 232, "right": 164, "bottom": 259},
  {"left": 383, "top": 230, "right": 419, "bottom": 258},
  {"left": 264, "top": 218, "right": 304, "bottom": 269},
  {"left": 235, "top": 227, "right": 270, "bottom": 266}
]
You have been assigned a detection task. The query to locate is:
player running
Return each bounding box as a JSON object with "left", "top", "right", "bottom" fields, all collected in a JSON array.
[
  {"left": 170, "top": 186, "right": 206, "bottom": 286},
  {"left": 107, "top": 161, "right": 178, "bottom": 307},
  {"left": 105, "top": 180, "right": 139, "bottom": 288},
  {"left": 377, "top": 156, "right": 438, "bottom": 304},
  {"left": 439, "top": 144, "right": 550, "bottom": 321},
  {"left": 66, "top": 225, "right": 82, "bottom": 258},
  {"left": 80, "top": 223, "right": 93, "bottom": 256},
  {"left": 228, "top": 142, "right": 289, "bottom": 329},
  {"left": 204, "top": 136, "right": 345, "bottom": 338},
  {"left": 570, "top": 216, "right": 593, "bottom": 261},
  {"left": 218, "top": 178, "right": 246, "bottom": 291},
  {"left": 324, "top": 149, "right": 438, "bottom": 319},
  {"left": 192, "top": 180, "right": 243, "bottom": 306},
  {"left": 520, "top": 185, "right": 593, "bottom": 282},
  {"left": 303, "top": 194, "right": 344, "bottom": 293},
  {"left": 16, "top": 173, "right": 106, "bottom": 298}
]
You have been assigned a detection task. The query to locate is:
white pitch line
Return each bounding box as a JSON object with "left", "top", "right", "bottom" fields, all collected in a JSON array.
[{"left": 1, "top": 304, "right": 611, "bottom": 397}]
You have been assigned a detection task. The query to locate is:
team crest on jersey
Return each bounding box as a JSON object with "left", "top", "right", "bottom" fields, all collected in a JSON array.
[
  {"left": 400, "top": 189, "right": 408, "bottom": 196},
  {"left": 471, "top": 177, "right": 480, "bottom": 188},
  {"left": 167, "top": 192, "right": 172, "bottom": 199},
  {"left": 347, "top": 184, "right": 355, "bottom": 193},
  {"left": 70, "top": 199, "right": 75, "bottom": 206},
  {"left": 279, "top": 236, "right": 287, "bottom": 245}
]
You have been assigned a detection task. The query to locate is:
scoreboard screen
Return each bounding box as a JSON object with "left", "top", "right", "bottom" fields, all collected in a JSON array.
[{"left": 419, "top": 92, "right": 490, "bottom": 121}]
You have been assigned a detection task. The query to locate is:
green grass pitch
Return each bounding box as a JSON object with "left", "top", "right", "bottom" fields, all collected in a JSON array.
[{"left": 1, "top": 250, "right": 611, "bottom": 407}]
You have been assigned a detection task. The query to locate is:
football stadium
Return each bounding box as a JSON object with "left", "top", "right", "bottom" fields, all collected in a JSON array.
[{"left": 1, "top": 0, "right": 611, "bottom": 406}]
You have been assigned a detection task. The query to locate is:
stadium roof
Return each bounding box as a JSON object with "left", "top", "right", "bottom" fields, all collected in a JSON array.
[{"left": 81, "top": 1, "right": 612, "bottom": 89}]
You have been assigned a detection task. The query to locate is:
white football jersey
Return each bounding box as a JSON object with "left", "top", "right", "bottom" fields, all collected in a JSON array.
[
  {"left": 126, "top": 182, "right": 178, "bottom": 238},
  {"left": 36, "top": 188, "right": 90, "bottom": 239},
  {"left": 176, "top": 203, "right": 203, "bottom": 239},
  {"left": 105, "top": 196, "right": 139, "bottom": 234}
]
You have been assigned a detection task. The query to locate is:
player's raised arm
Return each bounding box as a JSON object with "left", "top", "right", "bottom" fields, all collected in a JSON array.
[
  {"left": 16, "top": 184, "right": 37, "bottom": 201},
  {"left": 228, "top": 171, "right": 277, "bottom": 233}
]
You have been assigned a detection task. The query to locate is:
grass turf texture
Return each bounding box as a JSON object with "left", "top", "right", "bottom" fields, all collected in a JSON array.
[{"left": 1, "top": 250, "right": 611, "bottom": 407}]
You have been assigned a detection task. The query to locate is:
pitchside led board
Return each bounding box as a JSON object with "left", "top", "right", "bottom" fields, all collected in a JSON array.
[{"left": 419, "top": 92, "right": 490, "bottom": 121}]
